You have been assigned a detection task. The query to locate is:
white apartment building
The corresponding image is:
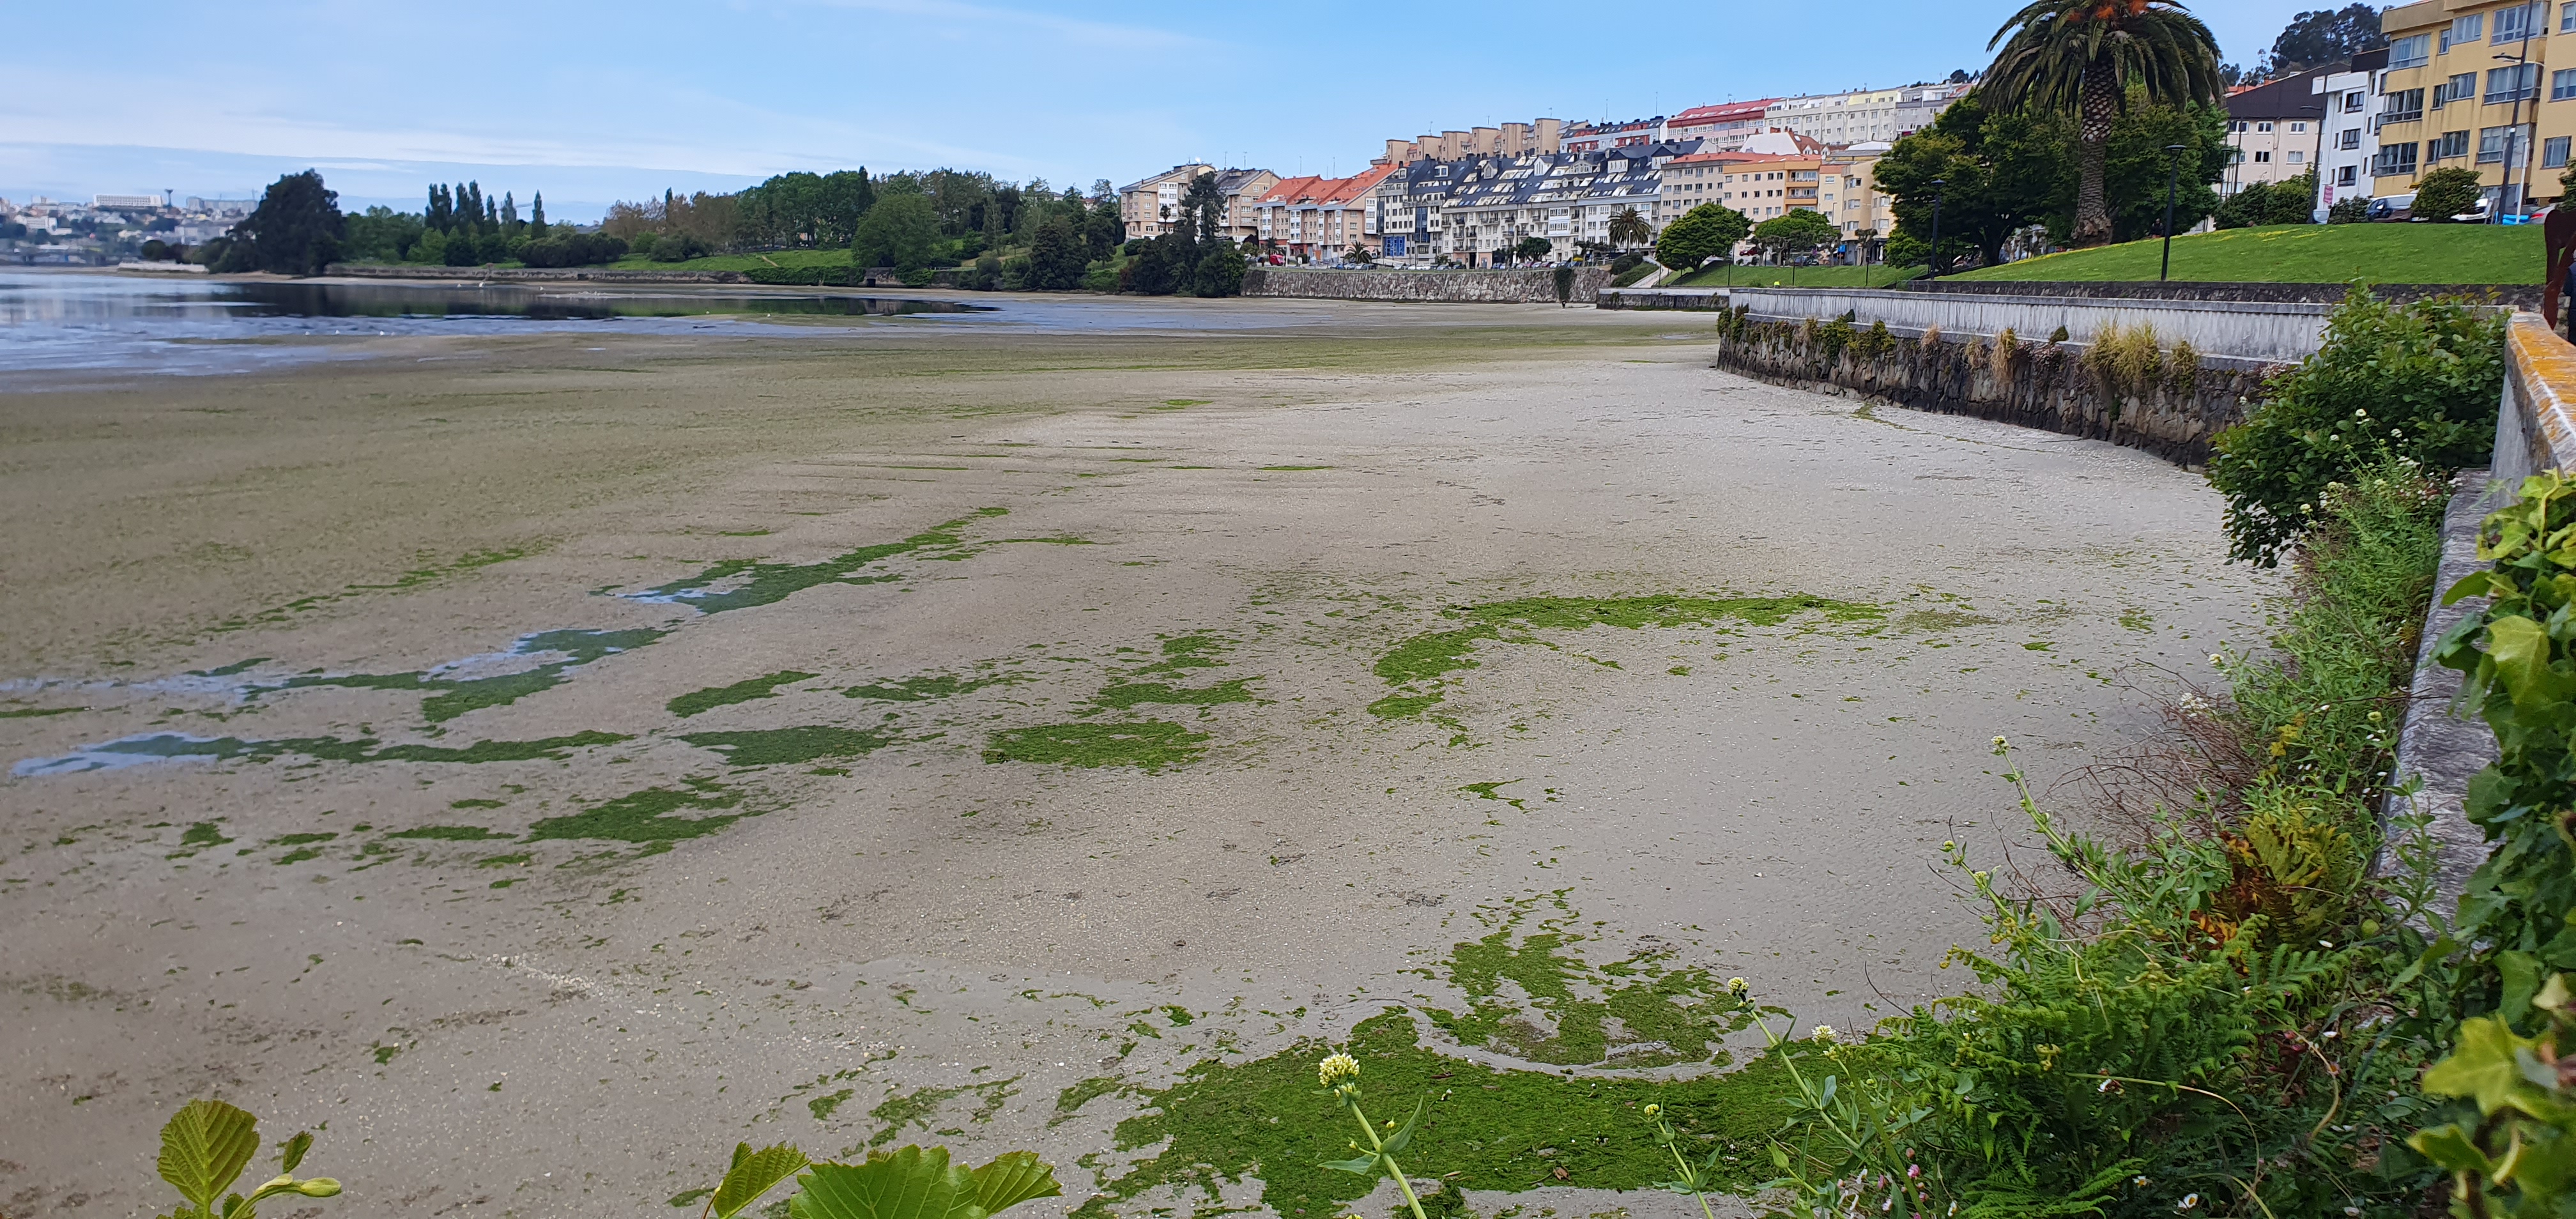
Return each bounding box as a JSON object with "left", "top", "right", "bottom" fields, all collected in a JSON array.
[
  {"left": 1763, "top": 83, "right": 1966, "bottom": 146},
  {"left": 2315, "top": 48, "right": 2390, "bottom": 211}
]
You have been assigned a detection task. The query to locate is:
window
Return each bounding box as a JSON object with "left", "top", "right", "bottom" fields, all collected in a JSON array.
[
  {"left": 2384, "top": 87, "right": 2426, "bottom": 122},
  {"left": 2258, "top": 121, "right": 2276, "bottom": 132},
  {"left": 2288, "top": 150, "right": 2305, "bottom": 163},
  {"left": 2442, "top": 13, "right": 2484, "bottom": 52},
  {"left": 2497, "top": 1, "right": 2538, "bottom": 42},
  {"left": 2345, "top": 90, "right": 2367, "bottom": 112},
  {"left": 2340, "top": 128, "right": 2363, "bottom": 149},
  {"left": 2255, "top": 150, "right": 2273, "bottom": 162},
  {"left": 2391, "top": 33, "right": 2432, "bottom": 66},
  {"left": 2435, "top": 72, "right": 2478, "bottom": 106},
  {"left": 2292, "top": 121, "right": 2308, "bottom": 132},
  {"left": 2550, "top": 135, "right": 2575, "bottom": 167},
  {"left": 2480, "top": 124, "right": 2527, "bottom": 162},
  {"left": 2338, "top": 165, "right": 2359, "bottom": 185},
  {"left": 2558, "top": 69, "right": 2576, "bottom": 100},
  {"left": 2487, "top": 63, "right": 2541, "bottom": 103},
  {"left": 2432, "top": 129, "right": 2472, "bottom": 160},
  {"left": 2374, "top": 142, "right": 2420, "bottom": 176}
]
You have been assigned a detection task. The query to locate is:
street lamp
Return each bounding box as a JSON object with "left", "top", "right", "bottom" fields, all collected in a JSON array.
[
  {"left": 2160, "top": 143, "right": 2187, "bottom": 282},
  {"left": 2499, "top": 34, "right": 2537, "bottom": 222},
  {"left": 1926, "top": 178, "right": 1947, "bottom": 279}
]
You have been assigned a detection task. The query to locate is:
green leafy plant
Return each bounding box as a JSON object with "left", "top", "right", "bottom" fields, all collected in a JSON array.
[
  {"left": 691, "top": 1140, "right": 1060, "bottom": 1219},
  {"left": 2207, "top": 286, "right": 2504, "bottom": 565},
  {"left": 2412, "top": 167, "right": 2485, "bottom": 224},
  {"left": 2411, "top": 974, "right": 2576, "bottom": 1214},
  {"left": 1315, "top": 1052, "right": 1431, "bottom": 1219},
  {"left": 150, "top": 1100, "right": 341, "bottom": 1219}
]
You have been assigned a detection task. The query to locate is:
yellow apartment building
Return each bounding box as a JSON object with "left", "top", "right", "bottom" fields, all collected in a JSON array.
[{"left": 2373, "top": 0, "right": 2569, "bottom": 211}]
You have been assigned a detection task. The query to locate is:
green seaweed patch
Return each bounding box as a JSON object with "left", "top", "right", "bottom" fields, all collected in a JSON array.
[
  {"left": 860, "top": 1078, "right": 1018, "bottom": 1152},
  {"left": 0, "top": 705, "right": 81, "bottom": 719},
  {"left": 525, "top": 780, "right": 744, "bottom": 843},
  {"left": 844, "top": 671, "right": 1023, "bottom": 702},
  {"left": 1458, "top": 781, "right": 1526, "bottom": 811},
  {"left": 680, "top": 725, "right": 900, "bottom": 767},
  {"left": 1077, "top": 1009, "right": 1793, "bottom": 1219},
  {"left": 1367, "top": 693, "right": 1445, "bottom": 720},
  {"left": 983, "top": 721, "right": 1208, "bottom": 772},
  {"left": 35, "top": 730, "right": 626, "bottom": 770},
  {"left": 1050, "top": 1076, "right": 1131, "bottom": 1126},
  {"left": 1161, "top": 399, "right": 1212, "bottom": 407},
  {"left": 1131, "top": 632, "right": 1230, "bottom": 676},
  {"left": 667, "top": 670, "right": 818, "bottom": 718},
  {"left": 386, "top": 825, "right": 514, "bottom": 841},
  {"left": 208, "top": 547, "right": 533, "bottom": 637},
  {"left": 1257, "top": 464, "right": 1333, "bottom": 471},
  {"left": 810, "top": 1088, "right": 856, "bottom": 1121},
  {"left": 257, "top": 628, "right": 666, "bottom": 724},
  {"left": 1371, "top": 594, "right": 1882, "bottom": 708},
  {"left": 178, "top": 822, "right": 231, "bottom": 849},
  {"left": 635, "top": 509, "right": 1007, "bottom": 612},
  {"left": 1089, "top": 678, "right": 1259, "bottom": 712},
  {"left": 1420, "top": 898, "right": 1756, "bottom": 1068}
]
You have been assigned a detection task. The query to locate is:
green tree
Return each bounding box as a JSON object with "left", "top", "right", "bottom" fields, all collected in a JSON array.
[
  {"left": 1655, "top": 203, "right": 1752, "bottom": 270},
  {"left": 1982, "top": 0, "right": 2224, "bottom": 247},
  {"left": 1193, "top": 241, "right": 1247, "bottom": 297},
  {"left": 2094, "top": 101, "right": 2232, "bottom": 240},
  {"left": 1606, "top": 206, "right": 1652, "bottom": 249},
  {"left": 1025, "top": 215, "right": 1088, "bottom": 290},
  {"left": 2411, "top": 165, "right": 2484, "bottom": 222},
  {"left": 233, "top": 169, "right": 346, "bottom": 276},
  {"left": 1512, "top": 235, "right": 1553, "bottom": 263},
  {"left": 852, "top": 194, "right": 938, "bottom": 271},
  {"left": 1127, "top": 238, "right": 1179, "bottom": 295},
  {"left": 1752, "top": 209, "right": 1840, "bottom": 264},
  {"left": 529, "top": 191, "right": 548, "bottom": 240},
  {"left": 1873, "top": 92, "right": 2074, "bottom": 271},
  {"left": 341, "top": 206, "right": 424, "bottom": 263},
  {"left": 1084, "top": 194, "right": 1124, "bottom": 260}
]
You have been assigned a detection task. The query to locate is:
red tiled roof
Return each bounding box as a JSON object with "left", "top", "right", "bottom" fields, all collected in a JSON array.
[{"left": 1670, "top": 100, "right": 1779, "bottom": 125}]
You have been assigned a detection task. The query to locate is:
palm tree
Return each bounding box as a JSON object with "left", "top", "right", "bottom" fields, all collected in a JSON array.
[
  {"left": 1607, "top": 206, "right": 1652, "bottom": 249},
  {"left": 1983, "top": 0, "right": 2222, "bottom": 247}
]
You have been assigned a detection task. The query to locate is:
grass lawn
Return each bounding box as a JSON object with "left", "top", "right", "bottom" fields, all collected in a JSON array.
[
  {"left": 605, "top": 247, "right": 854, "bottom": 273},
  {"left": 1950, "top": 222, "right": 2540, "bottom": 284},
  {"left": 1666, "top": 263, "right": 1928, "bottom": 289}
]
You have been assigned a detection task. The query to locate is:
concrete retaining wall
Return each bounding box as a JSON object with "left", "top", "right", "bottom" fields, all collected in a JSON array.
[
  {"left": 1243, "top": 266, "right": 1613, "bottom": 303},
  {"left": 1597, "top": 287, "right": 1727, "bottom": 311},
  {"left": 2383, "top": 315, "right": 2576, "bottom": 912},
  {"left": 1911, "top": 278, "right": 2543, "bottom": 310},
  {"left": 1712, "top": 313, "right": 2280, "bottom": 464},
  {"left": 322, "top": 264, "right": 955, "bottom": 288},
  {"left": 1729, "top": 285, "right": 2333, "bottom": 363}
]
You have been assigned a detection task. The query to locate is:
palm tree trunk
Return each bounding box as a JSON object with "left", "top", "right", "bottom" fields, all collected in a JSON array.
[{"left": 2072, "top": 58, "right": 2120, "bottom": 247}]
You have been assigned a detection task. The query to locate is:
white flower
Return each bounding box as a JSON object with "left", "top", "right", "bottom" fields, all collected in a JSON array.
[
  {"left": 1813, "top": 1024, "right": 1839, "bottom": 1043},
  {"left": 2178, "top": 1195, "right": 2200, "bottom": 1212},
  {"left": 1727, "top": 977, "right": 1749, "bottom": 997},
  {"left": 1317, "top": 1052, "right": 1360, "bottom": 1086}
]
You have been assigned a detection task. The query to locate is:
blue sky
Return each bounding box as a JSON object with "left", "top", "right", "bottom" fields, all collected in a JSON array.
[{"left": 1, "top": 0, "right": 2318, "bottom": 220}]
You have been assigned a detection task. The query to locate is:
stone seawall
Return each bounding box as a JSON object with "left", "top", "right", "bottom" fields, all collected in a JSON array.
[
  {"left": 1243, "top": 266, "right": 1613, "bottom": 303},
  {"left": 323, "top": 264, "right": 956, "bottom": 288},
  {"left": 1713, "top": 311, "right": 2280, "bottom": 465}
]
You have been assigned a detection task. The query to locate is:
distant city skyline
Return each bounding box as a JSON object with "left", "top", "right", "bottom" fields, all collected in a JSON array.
[{"left": 1, "top": 0, "right": 2326, "bottom": 220}]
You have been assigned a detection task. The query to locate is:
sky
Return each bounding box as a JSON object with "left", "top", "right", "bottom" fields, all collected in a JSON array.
[{"left": 1, "top": 0, "right": 2324, "bottom": 220}]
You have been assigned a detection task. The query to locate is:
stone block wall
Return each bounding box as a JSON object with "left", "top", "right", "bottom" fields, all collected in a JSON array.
[
  {"left": 1243, "top": 266, "right": 1613, "bottom": 303},
  {"left": 1713, "top": 311, "right": 2283, "bottom": 465},
  {"left": 1910, "top": 278, "right": 2542, "bottom": 310}
]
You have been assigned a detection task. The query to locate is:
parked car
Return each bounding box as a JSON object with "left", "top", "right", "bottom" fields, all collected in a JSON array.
[{"left": 2367, "top": 193, "right": 2414, "bottom": 222}]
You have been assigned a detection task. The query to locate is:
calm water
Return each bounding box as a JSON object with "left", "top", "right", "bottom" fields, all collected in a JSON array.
[{"left": 0, "top": 272, "right": 994, "bottom": 379}]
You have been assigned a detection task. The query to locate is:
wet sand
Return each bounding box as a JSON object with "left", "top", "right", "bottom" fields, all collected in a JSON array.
[{"left": 0, "top": 296, "right": 2274, "bottom": 1218}]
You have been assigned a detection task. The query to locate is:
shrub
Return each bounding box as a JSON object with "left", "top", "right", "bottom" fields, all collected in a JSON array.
[
  {"left": 2082, "top": 321, "right": 2166, "bottom": 401},
  {"left": 2327, "top": 195, "right": 2369, "bottom": 225},
  {"left": 650, "top": 233, "right": 708, "bottom": 262},
  {"left": 2206, "top": 287, "right": 2505, "bottom": 564},
  {"left": 2412, "top": 167, "right": 2485, "bottom": 223},
  {"left": 1195, "top": 241, "right": 1247, "bottom": 297},
  {"left": 519, "top": 233, "right": 627, "bottom": 267},
  {"left": 147, "top": 1099, "right": 341, "bottom": 1219}
]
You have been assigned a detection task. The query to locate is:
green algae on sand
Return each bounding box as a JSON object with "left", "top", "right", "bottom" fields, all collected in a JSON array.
[
  {"left": 632, "top": 509, "right": 1007, "bottom": 613},
  {"left": 982, "top": 721, "right": 1208, "bottom": 771},
  {"left": 524, "top": 781, "right": 745, "bottom": 843},
  {"left": 1075, "top": 1009, "right": 1793, "bottom": 1219},
  {"left": 666, "top": 670, "right": 818, "bottom": 717},
  {"left": 679, "top": 725, "right": 901, "bottom": 767},
  {"left": 1369, "top": 594, "right": 1882, "bottom": 719}
]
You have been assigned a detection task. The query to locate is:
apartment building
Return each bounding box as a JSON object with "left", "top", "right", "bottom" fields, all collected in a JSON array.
[
  {"left": 1762, "top": 83, "right": 1966, "bottom": 146},
  {"left": 1371, "top": 156, "right": 1475, "bottom": 261},
  {"left": 1377, "top": 119, "right": 1563, "bottom": 165},
  {"left": 1667, "top": 100, "right": 1782, "bottom": 150},
  {"left": 1561, "top": 118, "right": 1666, "bottom": 153},
  {"left": 1210, "top": 169, "right": 1280, "bottom": 244},
  {"left": 1117, "top": 164, "right": 1212, "bottom": 240},
  {"left": 2223, "top": 68, "right": 2329, "bottom": 199},
  {"left": 1252, "top": 166, "right": 1393, "bottom": 261},
  {"left": 1823, "top": 142, "right": 1896, "bottom": 238},
  {"left": 2373, "top": 0, "right": 2566, "bottom": 211},
  {"left": 2316, "top": 49, "right": 2391, "bottom": 210}
]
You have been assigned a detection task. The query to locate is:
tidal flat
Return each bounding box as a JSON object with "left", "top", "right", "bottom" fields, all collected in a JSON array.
[{"left": 0, "top": 293, "right": 2276, "bottom": 1218}]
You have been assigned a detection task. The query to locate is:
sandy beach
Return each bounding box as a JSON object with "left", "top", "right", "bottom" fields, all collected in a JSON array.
[{"left": 0, "top": 293, "right": 2276, "bottom": 1219}]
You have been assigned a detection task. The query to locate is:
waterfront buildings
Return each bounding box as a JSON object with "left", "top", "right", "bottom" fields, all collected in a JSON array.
[{"left": 2373, "top": 0, "right": 2566, "bottom": 212}]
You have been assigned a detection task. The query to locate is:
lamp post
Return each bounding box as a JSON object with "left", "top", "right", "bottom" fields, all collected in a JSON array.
[
  {"left": 2160, "top": 143, "right": 2187, "bottom": 282},
  {"left": 1926, "top": 178, "right": 1946, "bottom": 279},
  {"left": 2499, "top": 31, "right": 2537, "bottom": 222}
]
